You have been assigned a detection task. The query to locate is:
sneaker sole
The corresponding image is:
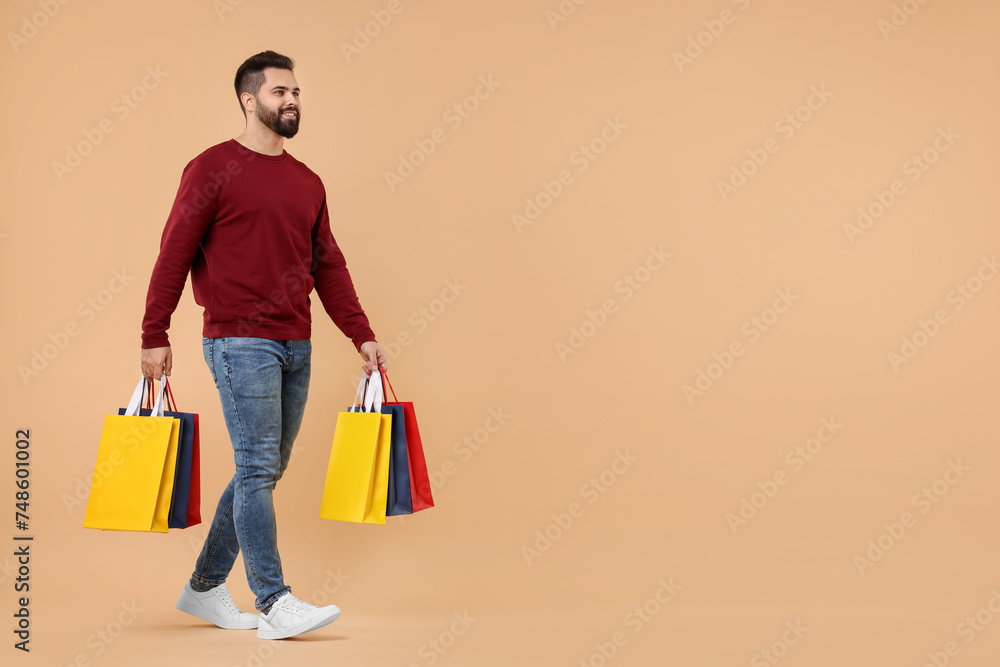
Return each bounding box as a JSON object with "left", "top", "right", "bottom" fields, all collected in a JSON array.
[
  {"left": 257, "top": 607, "right": 341, "bottom": 640},
  {"left": 176, "top": 597, "right": 259, "bottom": 630}
]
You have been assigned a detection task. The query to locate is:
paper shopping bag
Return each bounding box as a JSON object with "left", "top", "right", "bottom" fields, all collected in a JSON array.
[
  {"left": 381, "top": 403, "right": 413, "bottom": 516},
  {"left": 162, "top": 378, "right": 202, "bottom": 528},
  {"left": 85, "top": 377, "right": 180, "bottom": 533},
  {"left": 118, "top": 378, "right": 201, "bottom": 529},
  {"left": 382, "top": 372, "right": 434, "bottom": 512},
  {"left": 319, "top": 375, "right": 391, "bottom": 524},
  {"left": 187, "top": 412, "right": 202, "bottom": 527}
]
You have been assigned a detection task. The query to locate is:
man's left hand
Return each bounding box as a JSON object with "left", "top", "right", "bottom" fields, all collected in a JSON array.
[{"left": 359, "top": 341, "right": 388, "bottom": 377}]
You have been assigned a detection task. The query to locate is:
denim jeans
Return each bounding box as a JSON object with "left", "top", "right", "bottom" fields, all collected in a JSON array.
[{"left": 191, "top": 336, "right": 311, "bottom": 611}]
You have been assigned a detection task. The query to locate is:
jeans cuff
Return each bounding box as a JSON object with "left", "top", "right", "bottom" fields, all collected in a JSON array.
[
  {"left": 191, "top": 573, "right": 227, "bottom": 587},
  {"left": 258, "top": 586, "right": 292, "bottom": 612}
]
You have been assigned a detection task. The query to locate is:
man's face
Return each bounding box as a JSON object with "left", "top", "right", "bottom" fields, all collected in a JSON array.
[{"left": 252, "top": 67, "right": 300, "bottom": 138}]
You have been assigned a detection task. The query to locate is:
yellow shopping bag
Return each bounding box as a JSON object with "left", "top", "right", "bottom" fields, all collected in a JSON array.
[
  {"left": 83, "top": 378, "right": 180, "bottom": 533},
  {"left": 320, "top": 373, "right": 392, "bottom": 524}
]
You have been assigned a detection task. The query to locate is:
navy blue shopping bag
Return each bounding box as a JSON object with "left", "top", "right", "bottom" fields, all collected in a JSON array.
[
  {"left": 354, "top": 373, "right": 413, "bottom": 517},
  {"left": 380, "top": 403, "right": 413, "bottom": 516},
  {"left": 119, "top": 381, "right": 196, "bottom": 529}
]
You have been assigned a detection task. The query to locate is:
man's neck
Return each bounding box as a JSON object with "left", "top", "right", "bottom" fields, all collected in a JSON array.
[{"left": 234, "top": 126, "right": 284, "bottom": 156}]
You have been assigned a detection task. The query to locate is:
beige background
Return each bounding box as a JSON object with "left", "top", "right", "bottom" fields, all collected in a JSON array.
[{"left": 2, "top": 0, "right": 999, "bottom": 665}]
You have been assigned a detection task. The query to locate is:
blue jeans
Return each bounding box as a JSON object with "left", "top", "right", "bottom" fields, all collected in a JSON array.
[{"left": 191, "top": 336, "right": 311, "bottom": 611}]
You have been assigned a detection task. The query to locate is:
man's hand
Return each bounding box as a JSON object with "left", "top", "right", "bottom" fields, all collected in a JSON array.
[
  {"left": 359, "top": 341, "right": 387, "bottom": 377},
  {"left": 141, "top": 346, "right": 172, "bottom": 382}
]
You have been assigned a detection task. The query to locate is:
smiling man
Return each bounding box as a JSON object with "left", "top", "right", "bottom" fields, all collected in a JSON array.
[{"left": 139, "top": 50, "right": 387, "bottom": 640}]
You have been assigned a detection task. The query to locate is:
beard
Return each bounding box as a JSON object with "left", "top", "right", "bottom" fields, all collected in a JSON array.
[{"left": 255, "top": 99, "right": 300, "bottom": 138}]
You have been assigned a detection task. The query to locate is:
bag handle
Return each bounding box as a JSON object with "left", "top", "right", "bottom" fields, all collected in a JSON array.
[
  {"left": 380, "top": 371, "right": 398, "bottom": 403},
  {"left": 124, "top": 377, "right": 169, "bottom": 417},
  {"left": 141, "top": 379, "right": 152, "bottom": 411},
  {"left": 124, "top": 378, "right": 147, "bottom": 416},
  {"left": 347, "top": 376, "right": 368, "bottom": 412},
  {"left": 151, "top": 377, "right": 168, "bottom": 417},
  {"left": 136, "top": 378, "right": 176, "bottom": 413},
  {"left": 363, "top": 370, "right": 383, "bottom": 412},
  {"left": 164, "top": 377, "right": 177, "bottom": 412}
]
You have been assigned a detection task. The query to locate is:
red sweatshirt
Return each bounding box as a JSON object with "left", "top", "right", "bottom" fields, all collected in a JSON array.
[{"left": 141, "top": 139, "right": 376, "bottom": 351}]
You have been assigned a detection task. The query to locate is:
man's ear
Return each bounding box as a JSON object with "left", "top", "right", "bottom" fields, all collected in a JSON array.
[{"left": 241, "top": 92, "right": 255, "bottom": 115}]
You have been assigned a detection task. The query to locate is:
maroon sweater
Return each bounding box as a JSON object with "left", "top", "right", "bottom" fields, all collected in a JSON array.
[{"left": 141, "top": 139, "right": 376, "bottom": 350}]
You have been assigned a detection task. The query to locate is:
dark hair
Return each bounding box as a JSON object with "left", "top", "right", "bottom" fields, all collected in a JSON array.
[{"left": 234, "top": 50, "right": 294, "bottom": 117}]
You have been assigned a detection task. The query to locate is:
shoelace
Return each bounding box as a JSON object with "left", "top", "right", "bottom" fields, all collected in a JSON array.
[
  {"left": 212, "top": 586, "right": 241, "bottom": 615},
  {"left": 278, "top": 595, "right": 317, "bottom": 615}
]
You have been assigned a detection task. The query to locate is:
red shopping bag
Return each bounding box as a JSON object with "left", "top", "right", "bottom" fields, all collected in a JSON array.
[{"left": 381, "top": 373, "right": 434, "bottom": 512}]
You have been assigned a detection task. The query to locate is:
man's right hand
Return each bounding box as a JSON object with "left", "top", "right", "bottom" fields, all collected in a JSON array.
[{"left": 141, "top": 346, "right": 172, "bottom": 382}]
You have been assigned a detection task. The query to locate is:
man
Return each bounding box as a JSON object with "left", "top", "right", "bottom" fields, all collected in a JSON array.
[{"left": 139, "top": 50, "right": 387, "bottom": 640}]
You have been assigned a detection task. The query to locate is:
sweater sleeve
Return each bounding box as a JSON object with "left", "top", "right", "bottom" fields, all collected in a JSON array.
[
  {"left": 310, "top": 194, "right": 377, "bottom": 351},
  {"left": 140, "top": 160, "right": 218, "bottom": 349}
]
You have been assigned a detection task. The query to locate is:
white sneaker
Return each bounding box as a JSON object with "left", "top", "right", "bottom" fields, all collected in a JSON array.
[
  {"left": 257, "top": 593, "right": 341, "bottom": 640},
  {"left": 176, "top": 581, "right": 258, "bottom": 629}
]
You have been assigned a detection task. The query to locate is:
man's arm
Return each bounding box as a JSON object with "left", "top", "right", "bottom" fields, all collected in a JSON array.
[
  {"left": 140, "top": 159, "right": 218, "bottom": 380},
  {"left": 310, "top": 193, "right": 385, "bottom": 372}
]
